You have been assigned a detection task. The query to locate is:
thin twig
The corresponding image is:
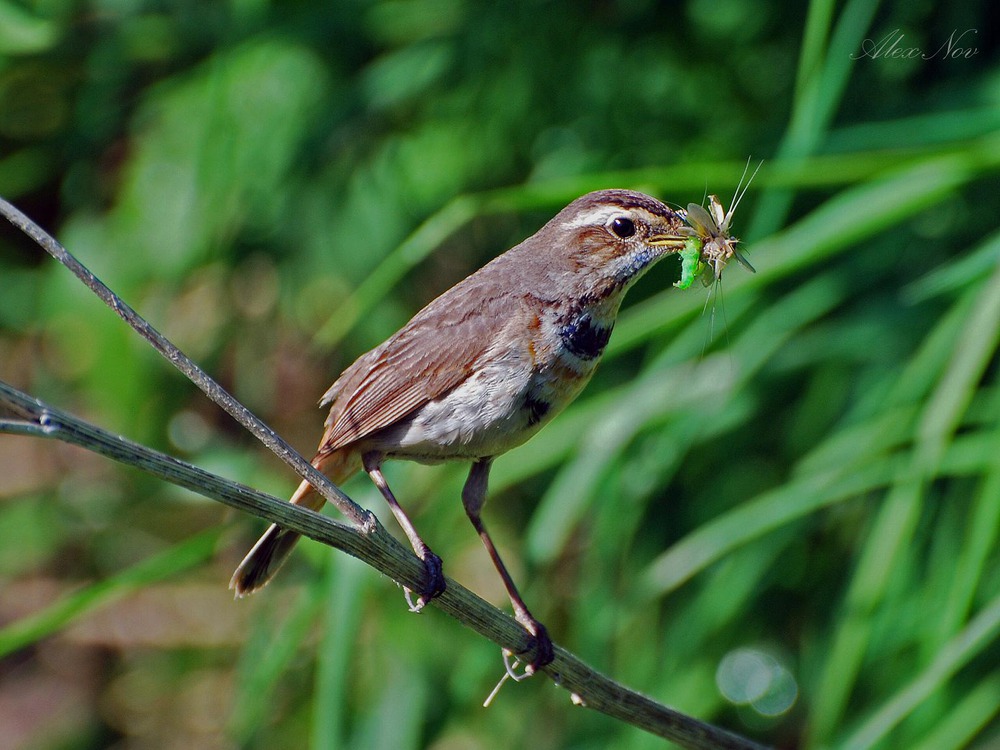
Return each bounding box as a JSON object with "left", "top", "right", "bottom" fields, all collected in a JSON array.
[
  {"left": 0, "top": 197, "right": 371, "bottom": 530},
  {"left": 0, "top": 381, "right": 767, "bottom": 750},
  {"left": 0, "top": 198, "right": 769, "bottom": 749}
]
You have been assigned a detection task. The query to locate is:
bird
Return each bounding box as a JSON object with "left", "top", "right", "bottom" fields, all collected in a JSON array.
[{"left": 231, "top": 189, "right": 691, "bottom": 670}]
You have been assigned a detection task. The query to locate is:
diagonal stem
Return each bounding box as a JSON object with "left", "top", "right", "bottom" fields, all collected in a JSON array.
[{"left": 0, "top": 196, "right": 371, "bottom": 530}]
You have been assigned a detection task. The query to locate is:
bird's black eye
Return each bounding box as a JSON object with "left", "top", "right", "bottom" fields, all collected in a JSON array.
[{"left": 610, "top": 216, "right": 636, "bottom": 239}]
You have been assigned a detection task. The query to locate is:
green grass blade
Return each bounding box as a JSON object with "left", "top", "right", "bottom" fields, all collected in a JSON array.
[
  {"left": 934, "top": 439, "right": 1000, "bottom": 647},
  {"left": 914, "top": 260, "right": 1000, "bottom": 468},
  {"left": 908, "top": 675, "right": 1000, "bottom": 750},
  {"left": 795, "top": 0, "right": 836, "bottom": 102},
  {"left": 904, "top": 228, "right": 1000, "bottom": 303},
  {"left": 0, "top": 528, "right": 220, "bottom": 659},
  {"left": 228, "top": 578, "right": 326, "bottom": 745},
  {"left": 312, "top": 553, "right": 368, "bottom": 748},
  {"left": 748, "top": 0, "right": 883, "bottom": 239},
  {"left": 640, "top": 463, "right": 880, "bottom": 598},
  {"left": 312, "top": 194, "right": 480, "bottom": 348},
  {"left": 835, "top": 593, "right": 1000, "bottom": 750}
]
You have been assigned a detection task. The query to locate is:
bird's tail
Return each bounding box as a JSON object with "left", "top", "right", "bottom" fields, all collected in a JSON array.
[{"left": 230, "top": 448, "right": 360, "bottom": 596}]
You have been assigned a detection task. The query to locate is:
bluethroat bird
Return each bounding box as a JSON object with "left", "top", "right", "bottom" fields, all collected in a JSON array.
[{"left": 231, "top": 189, "right": 692, "bottom": 670}]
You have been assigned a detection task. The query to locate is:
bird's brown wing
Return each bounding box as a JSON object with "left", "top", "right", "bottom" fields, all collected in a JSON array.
[{"left": 317, "top": 283, "right": 505, "bottom": 454}]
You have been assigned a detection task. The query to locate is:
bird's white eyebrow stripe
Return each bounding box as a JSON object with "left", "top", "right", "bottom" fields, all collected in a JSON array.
[{"left": 562, "top": 205, "right": 632, "bottom": 228}]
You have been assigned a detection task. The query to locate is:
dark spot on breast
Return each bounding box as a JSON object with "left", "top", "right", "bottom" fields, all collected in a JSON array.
[
  {"left": 559, "top": 313, "right": 613, "bottom": 360},
  {"left": 524, "top": 394, "right": 551, "bottom": 426}
]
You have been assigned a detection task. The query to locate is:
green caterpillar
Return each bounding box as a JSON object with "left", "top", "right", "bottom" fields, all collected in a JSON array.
[{"left": 674, "top": 236, "right": 706, "bottom": 290}]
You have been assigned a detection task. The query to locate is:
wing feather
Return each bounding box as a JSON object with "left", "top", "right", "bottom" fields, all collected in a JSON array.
[{"left": 317, "top": 281, "right": 503, "bottom": 453}]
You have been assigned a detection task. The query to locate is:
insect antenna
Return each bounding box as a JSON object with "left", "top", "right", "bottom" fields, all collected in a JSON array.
[{"left": 723, "top": 157, "right": 763, "bottom": 232}]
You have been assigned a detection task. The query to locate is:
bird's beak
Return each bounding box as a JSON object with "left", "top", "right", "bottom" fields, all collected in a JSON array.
[{"left": 647, "top": 227, "right": 696, "bottom": 250}]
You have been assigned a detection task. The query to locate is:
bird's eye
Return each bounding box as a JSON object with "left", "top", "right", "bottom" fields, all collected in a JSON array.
[{"left": 610, "top": 216, "right": 636, "bottom": 239}]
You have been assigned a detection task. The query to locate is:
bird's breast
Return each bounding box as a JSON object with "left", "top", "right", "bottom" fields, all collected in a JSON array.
[
  {"left": 365, "top": 293, "right": 622, "bottom": 462},
  {"left": 519, "top": 294, "right": 620, "bottom": 424}
]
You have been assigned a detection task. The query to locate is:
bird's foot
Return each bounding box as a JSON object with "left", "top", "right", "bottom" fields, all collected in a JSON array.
[
  {"left": 515, "top": 616, "right": 554, "bottom": 675},
  {"left": 404, "top": 548, "right": 446, "bottom": 612}
]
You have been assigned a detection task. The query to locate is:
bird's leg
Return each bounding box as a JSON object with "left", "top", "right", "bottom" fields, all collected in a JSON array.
[
  {"left": 362, "top": 451, "right": 445, "bottom": 610},
  {"left": 463, "top": 458, "right": 554, "bottom": 673}
]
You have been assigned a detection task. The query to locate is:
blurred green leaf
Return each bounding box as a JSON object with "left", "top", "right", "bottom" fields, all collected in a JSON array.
[
  {"left": 0, "top": 0, "right": 58, "bottom": 54},
  {"left": 0, "top": 529, "right": 220, "bottom": 659}
]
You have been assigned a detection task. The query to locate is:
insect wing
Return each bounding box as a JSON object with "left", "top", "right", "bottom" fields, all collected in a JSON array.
[
  {"left": 685, "top": 203, "right": 717, "bottom": 237},
  {"left": 734, "top": 249, "right": 756, "bottom": 273},
  {"left": 707, "top": 195, "right": 727, "bottom": 232}
]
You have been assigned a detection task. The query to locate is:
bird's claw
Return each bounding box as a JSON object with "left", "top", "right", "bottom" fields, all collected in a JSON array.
[
  {"left": 516, "top": 616, "right": 554, "bottom": 674},
  {"left": 403, "top": 549, "right": 446, "bottom": 612},
  {"left": 483, "top": 635, "right": 554, "bottom": 708}
]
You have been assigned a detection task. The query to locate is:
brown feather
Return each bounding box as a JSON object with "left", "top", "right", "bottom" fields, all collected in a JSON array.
[{"left": 317, "top": 275, "right": 510, "bottom": 453}]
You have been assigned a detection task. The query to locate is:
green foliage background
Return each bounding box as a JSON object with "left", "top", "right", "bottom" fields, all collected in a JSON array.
[{"left": 1, "top": 1, "right": 999, "bottom": 748}]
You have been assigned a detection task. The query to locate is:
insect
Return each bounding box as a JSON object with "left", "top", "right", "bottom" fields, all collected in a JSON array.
[{"left": 673, "top": 161, "right": 760, "bottom": 289}]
